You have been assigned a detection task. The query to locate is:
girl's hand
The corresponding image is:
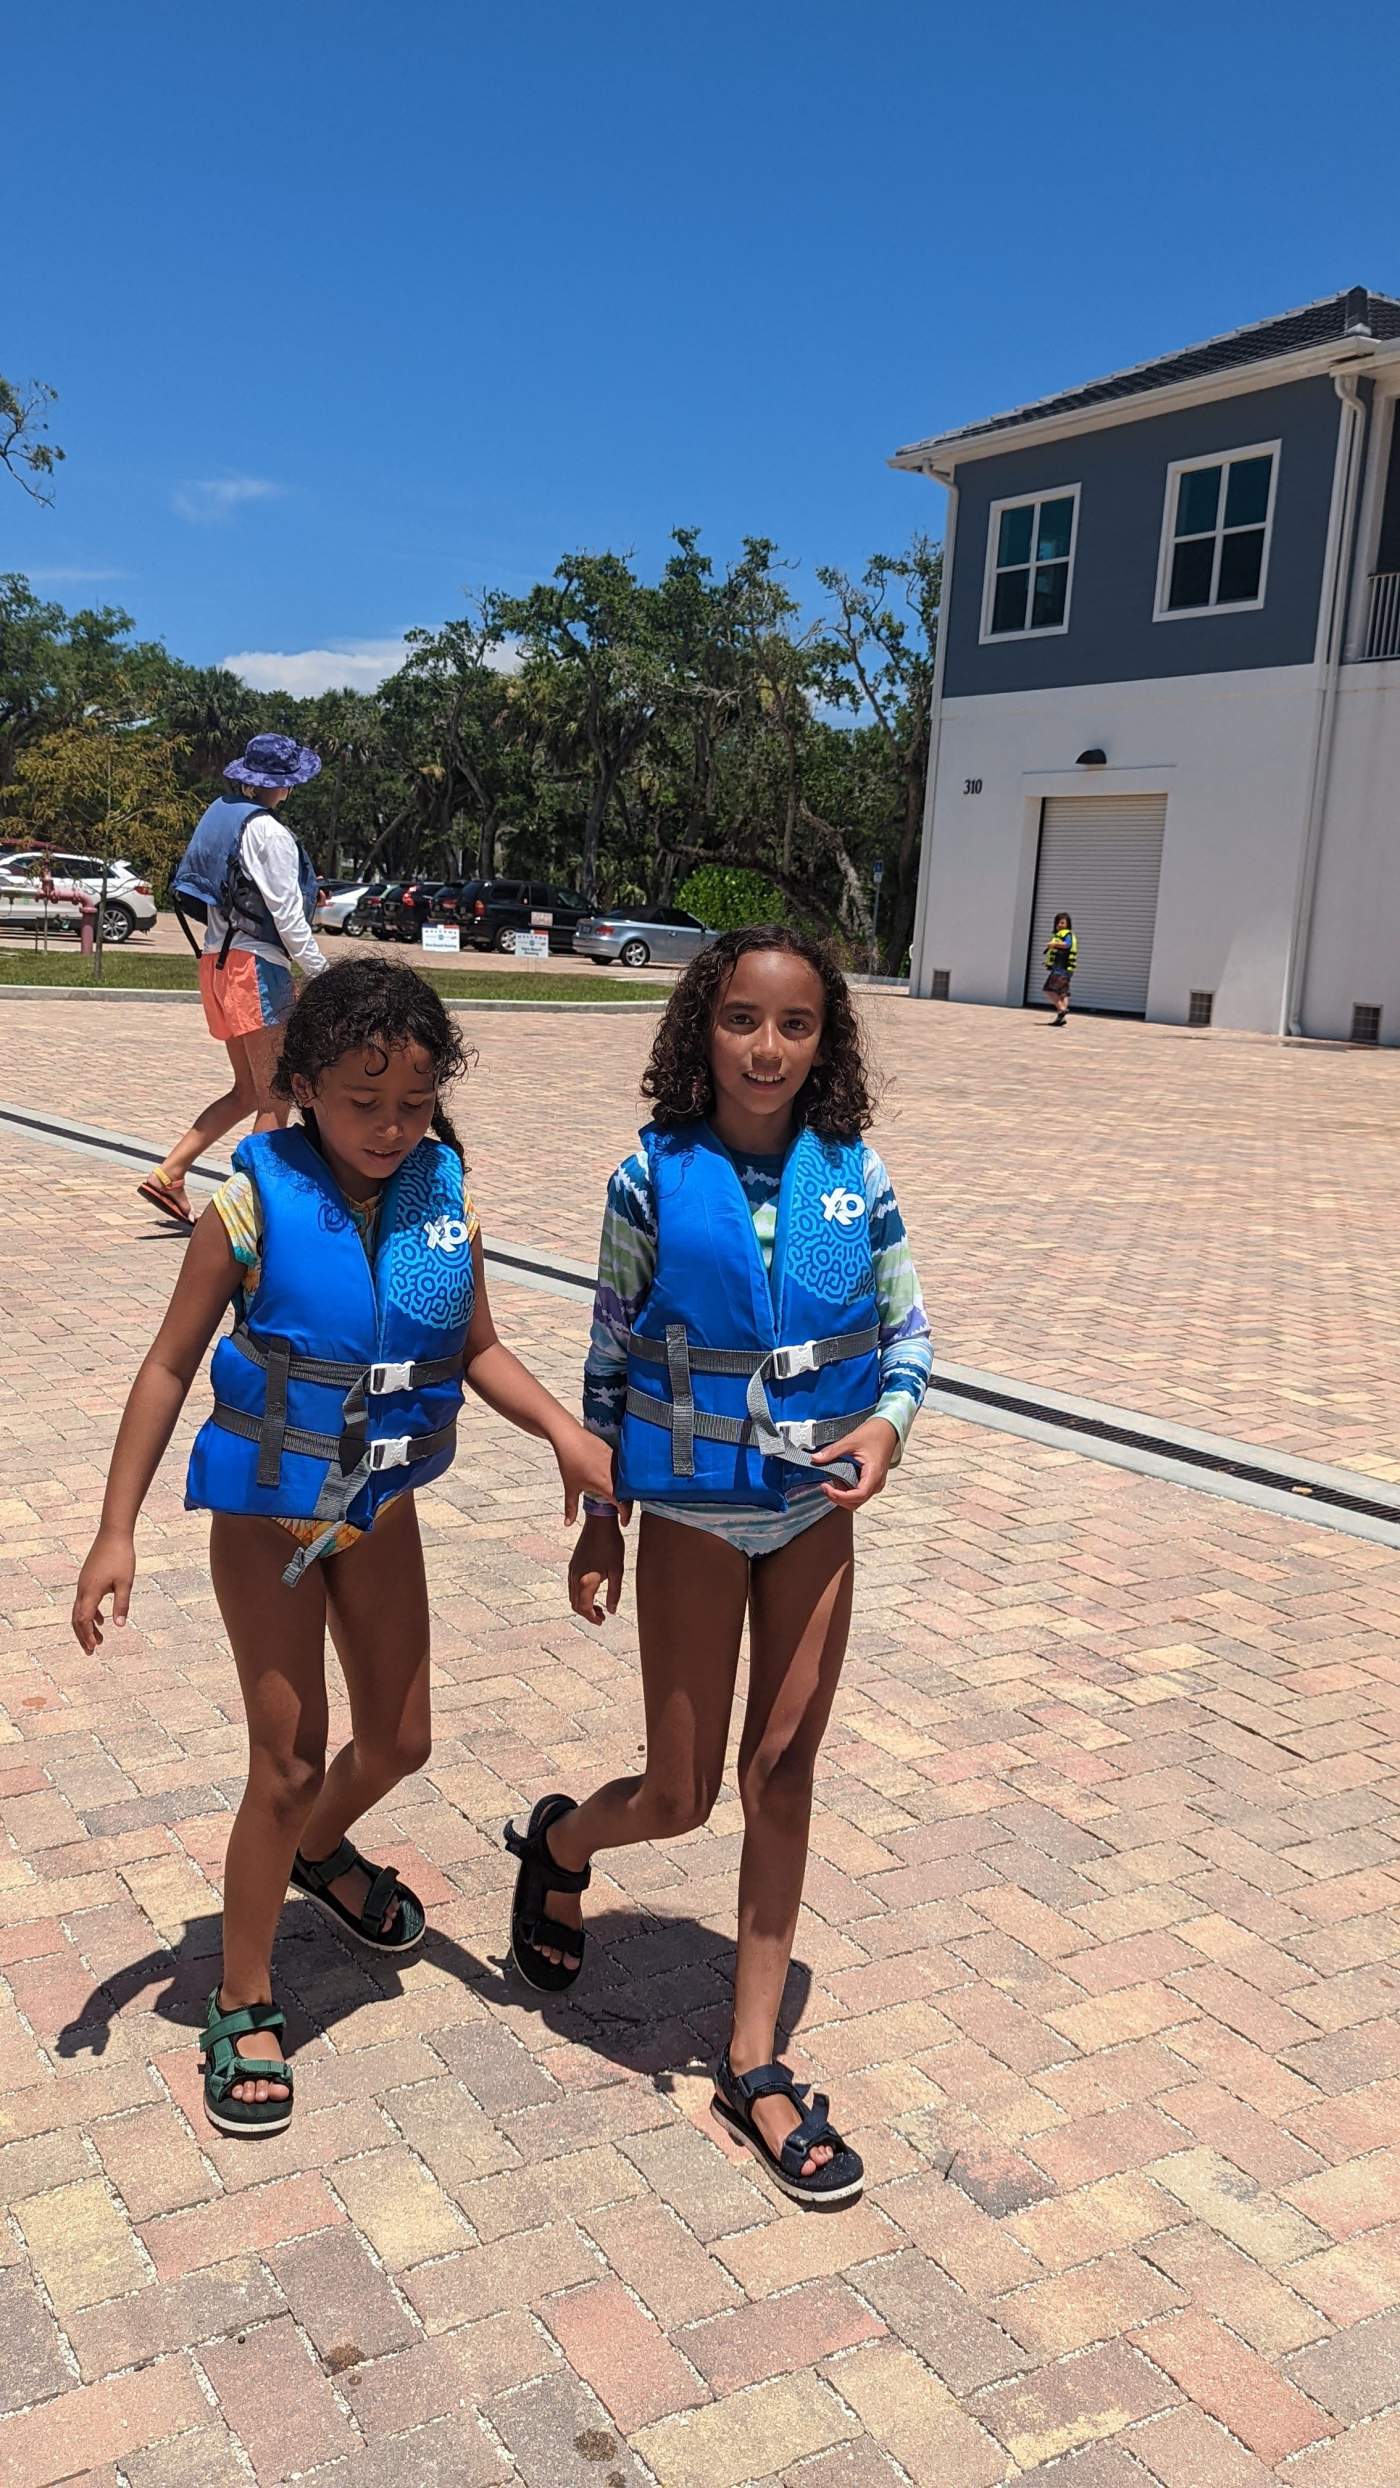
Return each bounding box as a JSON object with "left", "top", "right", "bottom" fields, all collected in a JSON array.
[
  {"left": 569, "top": 1512, "right": 627, "bottom": 1625},
  {"left": 553, "top": 1420, "right": 630, "bottom": 1527},
  {"left": 72, "top": 1529, "right": 136, "bottom": 1653},
  {"left": 811, "top": 1417, "right": 900, "bottom": 1510}
]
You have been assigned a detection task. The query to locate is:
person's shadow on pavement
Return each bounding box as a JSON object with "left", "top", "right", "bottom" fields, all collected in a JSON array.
[{"left": 54, "top": 1899, "right": 814, "bottom": 2100}]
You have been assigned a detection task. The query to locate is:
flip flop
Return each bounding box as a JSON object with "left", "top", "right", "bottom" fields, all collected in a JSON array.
[{"left": 136, "top": 1171, "right": 195, "bottom": 1227}]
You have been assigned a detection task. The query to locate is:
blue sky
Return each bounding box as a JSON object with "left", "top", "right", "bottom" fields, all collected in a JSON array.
[{"left": 6, "top": 0, "right": 1393, "bottom": 690}]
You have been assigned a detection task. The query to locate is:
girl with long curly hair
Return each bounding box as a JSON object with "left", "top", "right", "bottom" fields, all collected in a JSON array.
[
  {"left": 74, "top": 957, "right": 616, "bottom": 2137},
  {"left": 505, "top": 927, "right": 931, "bottom": 2203}
]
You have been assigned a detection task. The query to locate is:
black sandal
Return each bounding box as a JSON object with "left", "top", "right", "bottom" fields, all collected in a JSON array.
[
  {"left": 200, "top": 1989, "right": 294, "bottom": 2137},
  {"left": 712, "top": 2047, "right": 864, "bottom": 2204},
  {"left": 289, "top": 1838, "right": 425, "bottom": 1953},
  {"left": 503, "top": 1793, "right": 590, "bottom": 1992}
]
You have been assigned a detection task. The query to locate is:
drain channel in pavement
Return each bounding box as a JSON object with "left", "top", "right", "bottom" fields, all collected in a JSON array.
[{"left": 5, "top": 1097, "right": 1399, "bottom": 1550}]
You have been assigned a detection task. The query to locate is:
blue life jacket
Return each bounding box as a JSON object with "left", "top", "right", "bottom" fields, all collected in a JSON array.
[
  {"left": 185, "top": 1126, "right": 475, "bottom": 1585},
  {"left": 619, "top": 1121, "right": 882, "bottom": 1511},
  {"left": 171, "top": 796, "right": 320, "bottom": 961}
]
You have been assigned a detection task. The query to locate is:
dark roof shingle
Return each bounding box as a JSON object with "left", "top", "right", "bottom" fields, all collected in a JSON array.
[{"left": 897, "top": 287, "right": 1400, "bottom": 463}]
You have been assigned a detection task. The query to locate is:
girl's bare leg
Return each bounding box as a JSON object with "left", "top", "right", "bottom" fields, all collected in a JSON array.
[
  {"left": 211, "top": 1514, "right": 332, "bottom": 2103},
  {"left": 537, "top": 1513, "right": 751, "bottom": 1966},
  {"left": 732, "top": 1507, "right": 855, "bottom": 2174},
  {"left": 297, "top": 1493, "right": 433, "bottom": 1935}
]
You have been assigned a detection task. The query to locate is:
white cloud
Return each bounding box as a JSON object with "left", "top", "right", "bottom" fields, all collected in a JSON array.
[
  {"left": 221, "top": 637, "right": 414, "bottom": 695},
  {"left": 173, "top": 476, "right": 282, "bottom": 523},
  {"left": 27, "top": 565, "right": 127, "bottom": 583},
  {"left": 221, "top": 635, "right": 522, "bottom": 697}
]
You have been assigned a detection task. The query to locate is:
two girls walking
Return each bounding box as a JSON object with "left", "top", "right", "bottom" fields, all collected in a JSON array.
[{"left": 76, "top": 927, "right": 929, "bottom": 2207}]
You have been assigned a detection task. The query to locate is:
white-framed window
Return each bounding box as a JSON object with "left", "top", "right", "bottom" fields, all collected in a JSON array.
[
  {"left": 1155, "top": 442, "right": 1279, "bottom": 620},
  {"left": 980, "top": 485, "right": 1080, "bottom": 643}
]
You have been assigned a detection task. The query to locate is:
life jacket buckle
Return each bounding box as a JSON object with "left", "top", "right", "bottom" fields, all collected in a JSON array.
[
  {"left": 780, "top": 1418, "right": 818, "bottom": 1451},
  {"left": 770, "top": 1339, "right": 819, "bottom": 1380},
  {"left": 368, "top": 1434, "right": 412, "bottom": 1471},
  {"left": 369, "top": 1360, "right": 414, "bottom": 1395}
]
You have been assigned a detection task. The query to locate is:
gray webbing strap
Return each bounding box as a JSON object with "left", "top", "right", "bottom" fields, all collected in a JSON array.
[
  {"left": 231, "top": 1325, "right": 462, "bottom": 1393},
  {"left": 665, "top": 1325, "right": 695, "bottom": 1478},
  {"left": 336, "top": 1373, "right": 368, "bottom": 1485},
  {"left": 276, "top": 1414, "right": 458, "bottom": 1589},
  {"left": 256, "top": 1338, "right": 293, "bottom": 1488},
  {"left": 628, "top": 1327, "right": 879, "bottom": 1379},
  {"left": 212, "top": 1403, "right": 341, "bottom": 1462},
  {"left": 625, "top": 1388, "right": 877, "bottom": 1459}
]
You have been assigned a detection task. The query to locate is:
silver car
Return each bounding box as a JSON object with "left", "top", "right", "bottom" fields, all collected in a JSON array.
[
  {"left": 574, "top": 907, "right": 716, "bottom": 969},
  {"left": 314, "top": 881, "right": 377, "bottom": 934},
  {"left": 0, "top": 848, "right": 157, "bottom": 942}
]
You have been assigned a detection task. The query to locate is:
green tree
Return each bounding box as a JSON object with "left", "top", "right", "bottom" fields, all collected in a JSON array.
[
  {"left": 0, "top": 377, "right": 64, "bottom": 502},
  {"left": 0, "top": 575, "right": 162, "bottom": 787},
  {"left": 676, "top": 864, "right": 786, "bottom": 929},
  {"left": 811, "top": 538, "right": 940, "bottom": 970},
  {"left": 492, "top": 553, "right": 664, "bottom": 902}
]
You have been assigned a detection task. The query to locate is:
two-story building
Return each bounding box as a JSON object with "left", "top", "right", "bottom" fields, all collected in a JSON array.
[{"left": 893, "top": 285, "right": 1400, "bottom": 1039}]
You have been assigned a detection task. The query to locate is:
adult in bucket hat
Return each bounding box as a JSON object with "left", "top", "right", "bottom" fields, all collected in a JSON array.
[{"left": 137, "top": 734, "right": 329, "bottom": 1226}]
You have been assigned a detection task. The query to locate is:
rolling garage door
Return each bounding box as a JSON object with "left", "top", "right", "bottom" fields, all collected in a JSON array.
[{"left": 1025, "top": 793, "right": 1167, "bottom": 1015}]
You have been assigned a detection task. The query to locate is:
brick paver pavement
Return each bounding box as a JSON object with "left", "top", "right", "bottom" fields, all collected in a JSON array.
[
  {"left": 4, "top": 992, "right": 1400, "bottom": 1476},
  {"left": 3, "top": 1011, "right": 1400, "bottom": 2482}
]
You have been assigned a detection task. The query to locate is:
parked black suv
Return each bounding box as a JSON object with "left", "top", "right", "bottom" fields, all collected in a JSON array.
[
  {"left": 430, "top": 878, "right": 589, "bottom": 953},
  {"left": 382, "top": 880, "right": 448, "bottom": 941}
]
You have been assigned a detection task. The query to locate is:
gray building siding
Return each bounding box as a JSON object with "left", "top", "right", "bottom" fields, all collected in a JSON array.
[{"left": 942, "top": 376, "right": 1347, "bottom": 698}]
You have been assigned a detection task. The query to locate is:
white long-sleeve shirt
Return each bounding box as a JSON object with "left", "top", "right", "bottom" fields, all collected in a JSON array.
[{"left": 204, "top": 811, "right": 327, "bottom": 978}]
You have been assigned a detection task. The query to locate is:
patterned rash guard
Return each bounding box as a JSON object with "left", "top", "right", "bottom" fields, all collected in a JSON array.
[{"left": 582, "top": 1137, "right": 932, "bottom": 1550}]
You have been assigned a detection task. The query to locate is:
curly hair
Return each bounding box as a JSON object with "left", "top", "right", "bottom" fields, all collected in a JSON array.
[
  {"left": 641, "top": 924, "right": 876, "bottom": 1138},
  {"left": 273, "top": 957, "right": 474, "bottom": 1157}
]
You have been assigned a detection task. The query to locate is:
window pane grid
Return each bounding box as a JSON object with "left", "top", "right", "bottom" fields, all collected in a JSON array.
[
  {"left": 1164, "top": 450, "right": 1274, "bottom": 612},
  {"left": 988, "top": 491, "right": 1076, "bottom": 637}
]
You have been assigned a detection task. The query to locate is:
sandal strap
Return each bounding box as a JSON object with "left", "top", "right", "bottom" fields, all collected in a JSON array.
[
  {"left": 204, "top": 1998, "right": 285, "bottom": 2049},
  {"left": 504, "top": 1803, "right": 592, "bottom": 1893},
  {"left": 359, "top": 1864, "right": 402, "bottom": 1935},
  {"left": 726, "top": 2058, "right": 807, "bottom": 2107},
  {"left": 780, "top": 2095, "right": 842, "bottom": 2174},
  {"left": 520, "top": 1913, "right": 587, "bottom": 1956},
  {"left": 295, "top": 1838, "right": 360, "bottom": 1893},
  {"left": 206, "top": 2050, "right": 294, "bottom": 2104}
]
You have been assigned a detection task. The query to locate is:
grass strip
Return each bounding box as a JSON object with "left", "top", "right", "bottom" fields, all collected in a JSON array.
[{"left": 0, "top": 949, "right": 667, "bottom": 1004}]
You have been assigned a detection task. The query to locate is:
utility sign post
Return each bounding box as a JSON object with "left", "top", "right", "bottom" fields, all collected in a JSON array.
[{"left": 871, "top": 856, "right": 885, "bottom": 950}]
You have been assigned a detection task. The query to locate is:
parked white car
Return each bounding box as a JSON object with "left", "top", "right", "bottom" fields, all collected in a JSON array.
[
  {"left": 0, "top": 848, "right": 156, "bottom": 943},
  {"left": 314, "top": 881, "right": 376, "bottom": 934}
]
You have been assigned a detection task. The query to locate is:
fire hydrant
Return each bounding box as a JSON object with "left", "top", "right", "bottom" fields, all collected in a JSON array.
[{"left": 79, "top": 895, "right": 97, "bottom": 957}]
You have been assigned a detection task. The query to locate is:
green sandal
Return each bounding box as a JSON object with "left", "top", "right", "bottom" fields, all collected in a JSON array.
[
  {"left": 200, "top": 1989, "right": 294, "bottom": 2137},
  {"left": 289, "top": 1838, "right": 425, "bottom": 1953}
]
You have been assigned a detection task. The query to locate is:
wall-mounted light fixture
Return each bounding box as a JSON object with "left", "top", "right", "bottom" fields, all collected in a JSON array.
[{"left": 1076, "top": 747, "right": 1107, "bottom": 767}]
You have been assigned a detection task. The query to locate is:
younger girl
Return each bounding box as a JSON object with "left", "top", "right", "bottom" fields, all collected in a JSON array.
[
  {"left": 74, "top": 957, "right": 615, "bottom": 2136},
  {"left": 505, "top": 928, "right": 931, "bottom": 2203},
  {"left": 1043, "top": 910, "right": 1077, "bottom": 1025}
]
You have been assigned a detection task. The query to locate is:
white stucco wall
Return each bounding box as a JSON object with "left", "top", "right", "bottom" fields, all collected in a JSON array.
[
  {"left": 1301, "top": 667, "right": 1400, "bottom": 1040},
  {"left": 912, "top": 666, "right": 1322, "bottom": 1032}
]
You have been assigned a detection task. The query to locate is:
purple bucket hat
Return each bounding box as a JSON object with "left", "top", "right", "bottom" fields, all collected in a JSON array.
[{"left": 223, "top": 731, "right": 321, "bottom": 789}]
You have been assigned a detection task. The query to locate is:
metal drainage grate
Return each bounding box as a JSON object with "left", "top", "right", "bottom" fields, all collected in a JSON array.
[
  {"left": 1351, "top": 1003, "right": 1382, "bottom": 1046},
  {"left": 930, "top": 969, "right": 951, "bottom": 1000},
  {"left": 1188, "top": 990, "right": 1214, "bottom": 1028}
]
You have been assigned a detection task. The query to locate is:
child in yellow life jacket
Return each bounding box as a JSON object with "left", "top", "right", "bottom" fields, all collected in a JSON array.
[{"left": 1043, "top": 911, "right": 1077, "bottom": 1025}]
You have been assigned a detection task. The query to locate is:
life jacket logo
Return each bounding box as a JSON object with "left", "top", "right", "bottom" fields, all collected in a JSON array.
[
  {"left": 423, "top": 1215, "right": 472, "bottom": 1254},
  {"left": 820, "top": 1186, "right": 865, "bottom": 1228}
]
